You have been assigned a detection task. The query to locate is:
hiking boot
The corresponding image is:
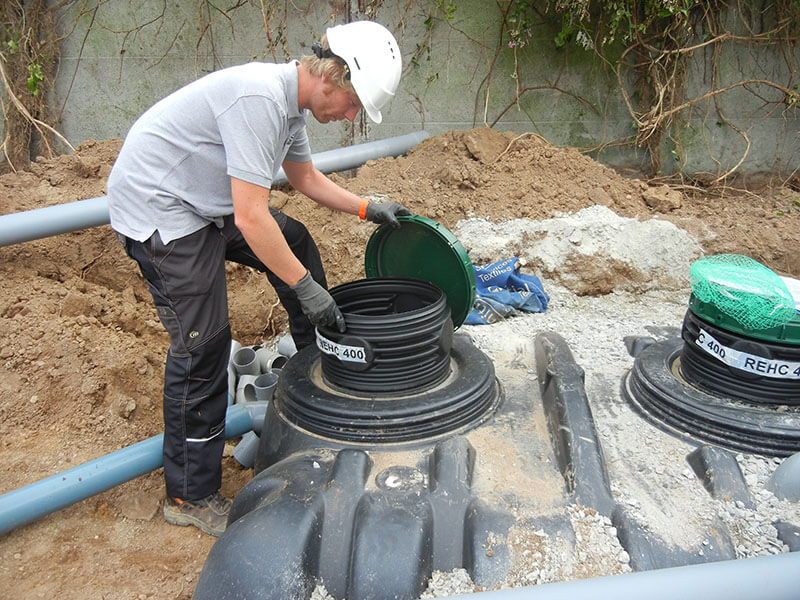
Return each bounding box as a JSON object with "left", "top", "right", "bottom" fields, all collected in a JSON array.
[{"left": 163, "top": 491, "right": 232, "bottom": 537}]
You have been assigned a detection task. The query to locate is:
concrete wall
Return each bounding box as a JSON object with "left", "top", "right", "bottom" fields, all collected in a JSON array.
[{"left": 35, "top": 1, "right": 799, "bottom": 178}]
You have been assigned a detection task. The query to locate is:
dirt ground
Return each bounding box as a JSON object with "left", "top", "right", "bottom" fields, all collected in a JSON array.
[{"left": 1, "top": 127, "right": 798, "bottom": 599}]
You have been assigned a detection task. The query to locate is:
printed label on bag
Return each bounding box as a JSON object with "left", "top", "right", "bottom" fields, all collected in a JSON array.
[
  {"left": 316, "top": 330, "right": 367, "bottom": 363},
  {"left": 695, "top": 328, "right": 800, "bottom": 379}
]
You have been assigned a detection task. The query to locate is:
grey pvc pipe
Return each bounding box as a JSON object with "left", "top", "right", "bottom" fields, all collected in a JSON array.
[
  {"left": 232, "top": 431, "right": 261, "bottom": 469},
  {"left": 439, "top": 552, "right": 800, "bottom": 600},
  {"left": 0, "top": 402, "right": 265, "bottom": 536},
  {"left": 0, "top": 195, "right": 111, "bottom": 247},
  {"left": 295, "top": 130, "right": 429, "bottom": 181},
  {"left": 768, "top": 451, "right": 800, "bottom": 500},
  {"left": 0, "top": 131, "right": 430, "bottom": 247}
]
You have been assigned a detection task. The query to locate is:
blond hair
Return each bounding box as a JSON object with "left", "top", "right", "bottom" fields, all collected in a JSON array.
[{"left": 300, "top": 35, "right": 355, "bottom": 93}]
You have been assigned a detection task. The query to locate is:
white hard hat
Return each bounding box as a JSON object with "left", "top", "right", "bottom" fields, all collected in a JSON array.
[{"left": 326, "top": 21, "right": 402, "bottom": 124}]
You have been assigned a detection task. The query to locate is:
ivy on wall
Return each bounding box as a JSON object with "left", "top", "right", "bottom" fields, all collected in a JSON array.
[{"left": 481, "top": 0, "right": 800, "bottom": 181}]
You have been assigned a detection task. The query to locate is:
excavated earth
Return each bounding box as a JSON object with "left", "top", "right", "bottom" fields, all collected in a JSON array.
[{"left": 1, "top": 127, "right": 799, "bottom": 599}]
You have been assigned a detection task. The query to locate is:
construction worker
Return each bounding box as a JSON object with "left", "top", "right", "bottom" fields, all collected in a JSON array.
[{"left": 106, "top": 20, "right": 410, "bottom": 537}]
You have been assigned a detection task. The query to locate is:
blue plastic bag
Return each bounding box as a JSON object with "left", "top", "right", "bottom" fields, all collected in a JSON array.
[{"left": 465, "top": 258, "right": 549, "bottom": 325}]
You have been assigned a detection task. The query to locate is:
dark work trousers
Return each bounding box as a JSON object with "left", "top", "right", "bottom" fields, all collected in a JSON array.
[{"left": 118, "top": 208, "right": 326, "bottom": 500}]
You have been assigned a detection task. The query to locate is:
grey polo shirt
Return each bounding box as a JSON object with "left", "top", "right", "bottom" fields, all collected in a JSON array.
[{"left": 107, "top": 61, "right": 312, "bottom": 243}]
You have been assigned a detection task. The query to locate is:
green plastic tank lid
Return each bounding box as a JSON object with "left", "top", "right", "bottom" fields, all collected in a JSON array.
[
  {"left": 364, "top": 215, "right": 476, "bottom": 328},
  {"left": 689, "top": 293, "right": 800, "bottom": 346}
]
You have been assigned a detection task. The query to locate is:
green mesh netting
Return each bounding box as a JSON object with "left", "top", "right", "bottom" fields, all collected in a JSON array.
[{"left": 689, "top": 254, "right": 796, "bottom": 330}]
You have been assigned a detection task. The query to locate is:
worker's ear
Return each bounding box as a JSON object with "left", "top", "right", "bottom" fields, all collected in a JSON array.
[{"left": 318, "top": 75, "right": 336, "bottom": 95}]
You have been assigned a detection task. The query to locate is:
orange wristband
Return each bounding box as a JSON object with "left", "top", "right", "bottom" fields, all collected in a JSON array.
[{"left": 358, "top": 199, "right": 369, "bottom": 220}]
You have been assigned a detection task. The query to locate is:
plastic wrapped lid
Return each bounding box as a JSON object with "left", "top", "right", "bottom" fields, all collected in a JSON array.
[
  {"left": 365, "top": 215, "right": 475, "bottom": 328},
  {"left": 689, "top": 254, "right": 797, "bottom": 331}
]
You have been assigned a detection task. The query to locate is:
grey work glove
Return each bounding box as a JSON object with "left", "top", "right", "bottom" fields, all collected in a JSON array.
[
  {"left": 290, "top": 271, "right": 346, "bottom": 332},
  {"left": 365, "top": 201, "right": 412, "bottom": 229}
]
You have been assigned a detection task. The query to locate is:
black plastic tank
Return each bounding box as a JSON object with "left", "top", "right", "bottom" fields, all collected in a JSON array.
[
  {"left": 195, "top": 268, "right": 503, "bottom": 599},
  {"left": 194, "top": 217, "right": 510, "bottom": 599}
]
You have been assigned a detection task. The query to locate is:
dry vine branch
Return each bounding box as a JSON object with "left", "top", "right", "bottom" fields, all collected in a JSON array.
[
  {"left": 477, "top": 0, "right": 515, "bottom": 127},
  {"left": 480, "top": 1, "right": 600, "bottom": 131},
  {"left": 638, "top": 79, "right": 798, "bottom": 137},
  {"left": 489, "top": 85, "right": 598, "bottom": 128},
  {"left": 258, "top": 0, "right": 279, "bottom": 62},
  {"left": 616, "top": 17, "right": 798, "bottom": 141},
  {"left": 261, "top": 298, "right": 282, "bottom": 339},
  {"left": 0, "top": 57, "right": 75, "bottom": 172},
  {"left": 492, "top": 131, "right": 548, "bottom": 164},
  {"left": 56, "top": 2, "right": 97, "bottom": 124},
  {"left": 257, "top": 0, "right": 290, "bottom": 63},
  {"left": 195, "top": 0, "right": 249, "bottom": 72},
  {"left": 92, "top": 0, "right": 168, "bottom": 74},
  {"left": 0, "top": 57, "right": 76, "bottom": 163},
  {"left": 0, "top": 0, "right": 63, "bottom": 171}
]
